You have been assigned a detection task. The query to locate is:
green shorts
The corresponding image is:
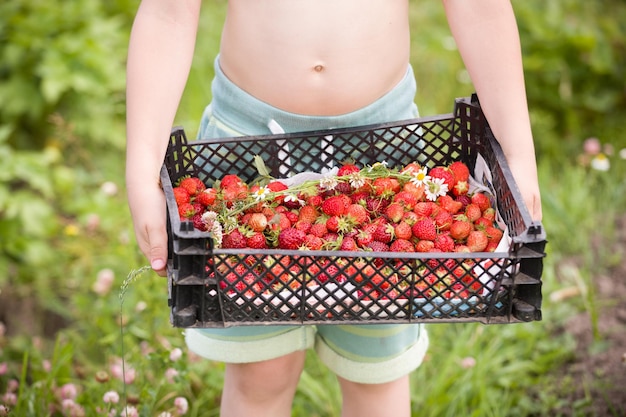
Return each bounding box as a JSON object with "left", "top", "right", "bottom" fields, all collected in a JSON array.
[{"left": 186, "top": 57, "right": 429, "bottom": 384}]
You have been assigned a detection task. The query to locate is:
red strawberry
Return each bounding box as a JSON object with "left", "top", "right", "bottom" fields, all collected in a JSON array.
[
  {"left": 401, "top": 162, "right": 423, "bottom": 175},
  {"left": 325, "top": 215, "right": 341, "bottom": 233},
  {"left": 437, "top": 195, "right": 463, "bottom": 215},
  {"left": 220, "top": 174, "right": 244, "bottom": 189},
  {"left": 222, "top": 229, "right": 247, "bottom": 249},
  {"left": 294, "top": 220, "right": 312, "bottom": 234},
  {"left": 434, "top": 234, "right": 455, "bottom": 252},
  {"left": 465, "top": 203, "right": 482, "bottom": 222},
  {"left": 412, "top": 218, "right": 437, "bottom": 241},
  {"left": 415, "top": 239, "right": 435, "bottom": 252},
  {"left": 267, "top": 181, "right": 288, "bottom": 193},
  {"left": 372, "top": 177, "right": 400, "bottom": 197},
  {"left": 394, "top": 221, "right": 413, "bottom": 240},
  {"left": 471, "top": 192, "right": 491, "bottom": 212},
  {"left": 173, "top": 187, "right": 191, "bottom": 205},
  {"left": 196, "top": 188, "right": 217, "bottom": 206},
  {"left": 413, "top": 201, "right": 434, "bottom": 218},
  {"left": 246, "top": 232, "right": 268, "bottom": 249},
  {"left": 449, "top": 217, "right": 473, "bottom": 241},
  {"left": 309, "top": 222, "right": 328, "bottom": 238},
  {"left": 268, "top": 212, "right": 291, "bottom": 232},
  {"left": 178, "top": 202, "right": 196, "bottom": 219},
  {"left": 482, "top": 207, "right": 496, "bottom": 222},
  {"left": 303, "top": 234, "right": 324, "bottom": 250},
  {"left": 393, "top": 191, "right": 418, "bottom": 210},
  {"left": 179, "top": 177, "right": 206, "bottom": 196},
  {"left": 306, "top": 194, "right": 323, "bottom": 207},
  {"left": 452, "top": 180, "right": 469, "bottom": 197},
  {"left": 372, "top": 222, "right": 394, "bottom": 243},
  {"left": 247, "top": 212, "right": 268, "bottom": 232},
  {"left": 346, "top": 204, "right": 369, "bottom": 226},
  {"left": 402, "top": 182, "right": 425, "bottom": 201},
  {"left": 433, "top": 210, "right": 453, "bottom": 231},
  {"left": 366, "top": 241, "right": 390, "bottom": 252},
  {"left": 428, "top": 166, "right": 455, "bottom": 189},
  {"left": 390, "top": 238, "right": 415, "bottom": 253},
  {"left": 356, "top": 228, "right": 374, "bottom": 248},
  {"left": 384, "top": 202, "right": 405, "bottom": 223},
  {"left": 191, "top": 213, "right": 207, "bottom": 231},
  {"left": 474, "top": 217, "right": 493, "bottom": 229},
  {"left": 485, "top": 225, "right": 504, "bottom": 244},
  {"left": 340, "top": 236, "right": 359, "bottom": 251},
  {"left": 449, "top": 161, "right": 470, "bottom": 183},
  {"left": 321, "top": 195, "right": 348, "bottom": 216},
  {"left": 298, "top": 205, "right": 319, "bottom": 224},
  {"left": 337, "top": 163, "right": 360, "bottom": 177},
  {"left": 365, "top": 197, "right": 388, "bottom": 216},
  {"left": 278, "top": 227, "right": 306, "bottom": 250},
  {"left": 467, "top": 230, "right": 489, "bottom": 252}
]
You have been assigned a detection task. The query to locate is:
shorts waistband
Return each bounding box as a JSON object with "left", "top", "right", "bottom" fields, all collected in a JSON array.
[{"left": 209, "top": 56, "right": 417, "bottom": 136}]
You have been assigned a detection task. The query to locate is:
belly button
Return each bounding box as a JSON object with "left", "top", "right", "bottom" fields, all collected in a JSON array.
[{"left": 313, "top": 64, "right": 324, "bottom": 73}]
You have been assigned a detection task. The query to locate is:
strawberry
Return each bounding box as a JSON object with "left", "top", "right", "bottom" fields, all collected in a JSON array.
[
  {"left": 413, "top": 201, "right": 434, "bottom": 218},
  {"left": 246, "top": 232, "right": 268, "bottom": 249},
  {"left": 173, "top": 187, "right": 191, "bottom": 205},
  {"left": 415, "top": 239, "right": 435, "bottom": 252},
  {"left": 246, "top": 212, "right": 268, "bottom": 232},
  {"left": 433, "top": 210, "right": 453, "bottom": 231},
  {"left": 467, "top": 230, "right": 489, "bottom": 252},
  {"left": 196, "top": 188, "right": 217, "bottom": 206},
  {"left": 222, "top": 229, "right": 247, "bottom": 249},
  {"left": 325, "top": 215, "right": 341, "bottom": 233},
  {"left": 471, "top": 192, "right": 491, "bottom": 212},
  {"left": 337, "top": 163, "right": 361, "bottom": 177},
  {"left": 284, "top": 211, "right": 299, "bottom": 224},
  {"left": 452, "top": 180, "right": 469, "bottom": 197},
  {"left": 401, "top": 182, "right": 425, "bottom": 201},
  {"left": 346, "top": 203, "right": 369, "bottom": 226},
  {"left": 365, "top": 196, "right": 390, "bottom": 216},
  {"left": 366, "top": 241, "right": 390, "bottom": 252},
  {"left": 485, "top": 225, "right": 504, "bottom": 244},
  {"left": 394, "top": 221, "right": 413, "bottom": 240},
  {"left": 412, "top": 218, "right": 437, "bottom": 241},
  {"left": 309, "top": 222, "right": 328, "bottom": 238},
  {"left": 268, "top": 212, "right": 291, "bottom": 232},
  {"left": 298, "top": 205, "right": 319, "bottom": 224},
  {"left": 356, "top": 228, "right": 374, "bottom": 248},
  {"left": 384, "top": 202, "right": 405, "bottom": 223},
  {"left": 340, "top": 236, "right": 359, "bottom": 251},
  {"left": 390, "top": 238, "right": 415, "bottom": 253},
  {"left": 306, "top": 194, "right": 323, "bottom": 207},
  {"left": 294, "top": 220, "right": 312, "bottom": 234},
  {"left": 303, "top": 234, "right": 324, "bottom": 250},
  {"left": 179, "top": 176, "right": 206, "bottom": 196},
  {"left": 393, "top": 191, "right": 418, "bottom": 210},
  {"left": 267, "top": 181, "right": 288, "bottom": 193},
  {"left": 434, "top": 234, "right": 455, "bottom": 252},
  {"left": 321, "top": 195, "right": 348, "bottom": 216},
  {"left": 482, "top": 207, "right": 496, "bottom": 222},
  {"left": 191, "top": 213, "right": 207, "bottom": 231},
  {"left": 465, "top": 203, "right": 482, "bottom": 222},
  {"left": 401, "top": 162, "right": 423, "bottom": 175},
  {"left": 372, "top": 177, "right": 400, "bottom": 197},
  {"left": 178, "top": 202, "right": 196, "bottom": 219},
  {"left": 372, "top": 222, "right": 394, "bottom": 243},
  {"left": 437, "top": 195, "right": 463, "bottom": 215},
  {"left": 449, "top": 217, "right": 473, "bottom": 241},
  {"left": 428, "top": 166, "right": 455, "bottom": 189},
  {"left": 474, "top": 217, "right": 493, "bottom": 229},
  {"left": 278, "top": 227, "right": 306, "bottom": 250},
  {"left": 449, "top": 161, "right": 470, "bottom": 183},
  {"left": 220, "top": 174, "right": 244, "bottom": 189}
]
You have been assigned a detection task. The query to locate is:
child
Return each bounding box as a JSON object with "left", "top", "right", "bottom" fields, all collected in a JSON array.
[{"left": 125, "top": 1, "right": 542, "bottom": 416}]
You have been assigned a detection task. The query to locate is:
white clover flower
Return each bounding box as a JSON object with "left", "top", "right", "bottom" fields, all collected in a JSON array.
[
  {"left": 347, "top": 172, "right": 366, "bottom": 189},
  {"left": 590, "top": 154, "right": 610, "bottom": 171},
  {"left": 319, "top": 175, "right": 339, "bottom": 191},
  {"left": 252, "top": 186, "right": 270, "bottom": 202},
  {"left": 169, "top": 348, "right": 183, "bottom": 362},
  {"left": 201, "top": 211, "right": 223, "bottom": 247},
  {"left": 424, "top": 177, "right": 449, "bottom": 201},
  {"left": 409, "top": 168, "right": 430, "bottom": 187}
]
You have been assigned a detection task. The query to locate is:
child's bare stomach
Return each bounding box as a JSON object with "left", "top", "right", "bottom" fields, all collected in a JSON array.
[{"left": 219, "top": 0, "right": 411, "bottom": 116}]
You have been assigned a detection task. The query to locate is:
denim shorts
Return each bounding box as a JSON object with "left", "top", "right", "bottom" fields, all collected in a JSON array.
[{"left": 185, "top": 57, "right": 429, "bottom": 384}]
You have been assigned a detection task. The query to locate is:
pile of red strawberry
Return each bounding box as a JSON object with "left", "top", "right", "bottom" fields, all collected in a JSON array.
[
  {"left": 172, "top": 160, "right": 504, "bottom": 255},
  {"left": 171, "top": 160, "right": 505, "bottom": 302}
]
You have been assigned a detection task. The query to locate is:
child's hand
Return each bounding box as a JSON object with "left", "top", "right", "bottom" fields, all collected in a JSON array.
[
  {"left": 128, "top": 182, "right": 168, "bottom": 276},
  {"left": 507, "top": 157, "right": 542, "bottom": 222}
]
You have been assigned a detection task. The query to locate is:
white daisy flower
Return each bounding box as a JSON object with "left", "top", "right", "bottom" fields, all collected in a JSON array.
[
  {"left": 253, "top": 186, "right": 270, "bottom": 201},
  {"left": 424, "top": 177, "right": 449, "bottom": 201},
  {"left": 409, "top": 168, "right": 430, "bottom": 187}
]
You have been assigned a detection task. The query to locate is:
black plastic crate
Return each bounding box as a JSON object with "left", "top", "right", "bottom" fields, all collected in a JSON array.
[{"left": 161, "top": 95, "right": 546, "bottom": 328}]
